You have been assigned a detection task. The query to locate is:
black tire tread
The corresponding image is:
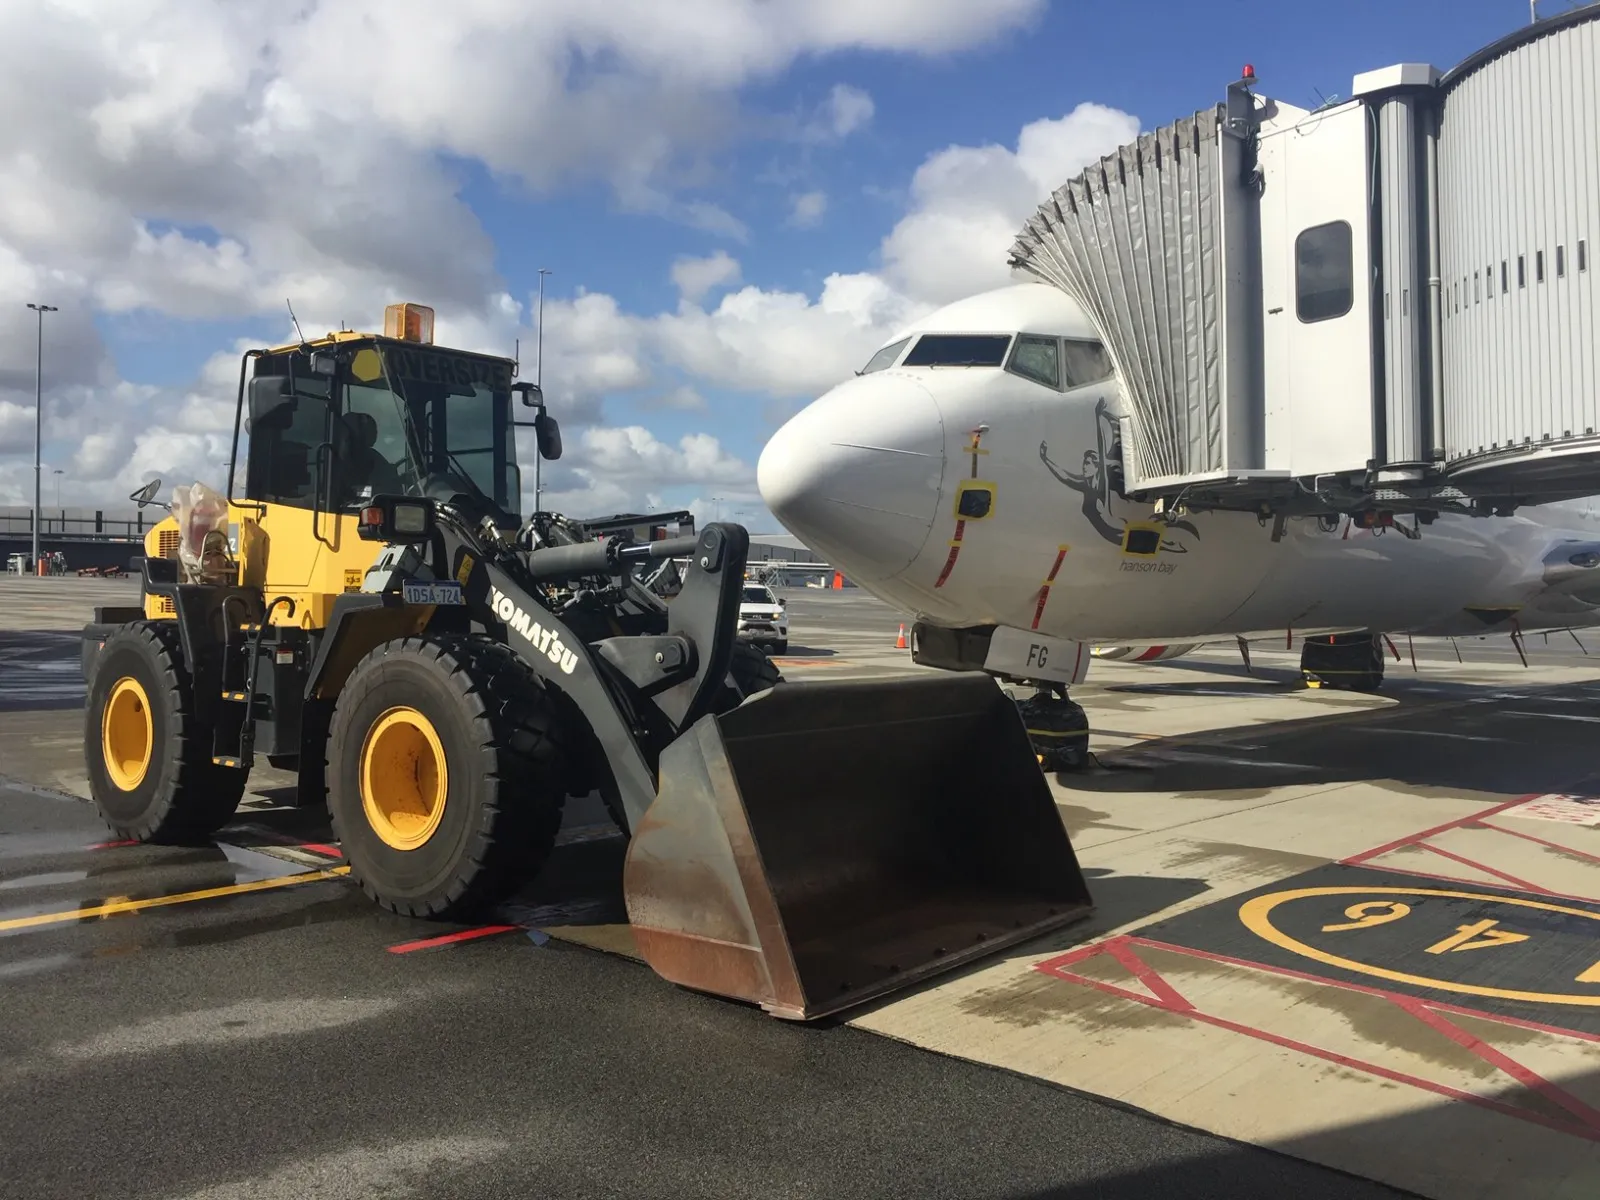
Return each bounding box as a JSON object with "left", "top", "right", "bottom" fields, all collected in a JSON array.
[
  {"left": 88, "top": 620, "right": 246, "bottom": 843},
  {"left": 327, "top": 634, "right": 570, "bottom": 920},
  {"left": 727, "top": 640, "right": 784, "bottom": 700}
]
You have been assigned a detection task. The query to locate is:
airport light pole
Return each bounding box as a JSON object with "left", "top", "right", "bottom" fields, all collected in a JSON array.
[
  {"left": 53, "top": 468, "right": 63, "bottom": 508},
  {"left": 535, "top": 268, "right": 551, "bottom": 514},
  {"left": 26, "top": 303, "right": 57, "bottom": 575}
]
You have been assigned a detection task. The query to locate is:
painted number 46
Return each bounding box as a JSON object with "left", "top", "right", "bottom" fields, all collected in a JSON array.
[{"left": 1320, "top": 901, "right": 1600, "bottom": 984}]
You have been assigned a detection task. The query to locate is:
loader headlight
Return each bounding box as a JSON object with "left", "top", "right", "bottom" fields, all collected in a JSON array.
[
  {"left": 392, "top": 504, "right": 428, "bottom": 535},
  {"left": 358, "top": 496, "right": 436, "bottom": 543}
]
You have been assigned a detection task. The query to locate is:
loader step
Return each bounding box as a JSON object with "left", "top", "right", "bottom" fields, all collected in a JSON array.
[
  {"left": 211, "top": 756, "right": 246, "bottom": 769},
  {"left": 222, "top": 691, "right": 248, "bottom": 702}
]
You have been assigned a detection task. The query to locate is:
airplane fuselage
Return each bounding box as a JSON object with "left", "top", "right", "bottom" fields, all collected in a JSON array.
[{"left": 758, "top": 284, "right": 1600, "bottom": 647}]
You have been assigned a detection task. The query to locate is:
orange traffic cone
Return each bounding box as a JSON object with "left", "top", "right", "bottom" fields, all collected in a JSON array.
[{"left": 895, "top": 624, "right": 907, "bottom": 649}]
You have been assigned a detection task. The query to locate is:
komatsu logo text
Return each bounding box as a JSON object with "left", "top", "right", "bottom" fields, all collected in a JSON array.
[{"left": 490, "top": 588, "right": 579, "bottom": 675}]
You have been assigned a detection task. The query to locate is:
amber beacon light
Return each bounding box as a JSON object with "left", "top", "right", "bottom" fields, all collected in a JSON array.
[{"left": 384, "top": 302, "right": 435, "bottom": 344}]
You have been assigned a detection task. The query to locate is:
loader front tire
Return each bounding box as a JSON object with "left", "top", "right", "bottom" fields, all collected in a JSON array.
[
  {"left": 327, "top": 636, "right": 570, "bottom": 920},
  {"left": 85, "top": 621, "right": 246, "bottom": 843},
  {"left": 726, "top": 641, "right": 784, "bottom": 701}
]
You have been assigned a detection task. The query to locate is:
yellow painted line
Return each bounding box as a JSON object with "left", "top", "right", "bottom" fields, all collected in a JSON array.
[
  {"left": 770, "top": 658, "right": 854, "bottom": 668},
  {"left": 1239, "top": 885, "right": 1600, "bottom": 1005},
  {"left": 0, "top": 866, "right": 350, "bottom": 933}
]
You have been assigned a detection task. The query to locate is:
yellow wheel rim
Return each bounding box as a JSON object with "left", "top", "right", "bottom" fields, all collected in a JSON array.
[
  {"left": 102, "top": 676, "right": 154, "bottom": 791},
  {"left": 359, "top": 706, "right": 448, "bottom": 851}
]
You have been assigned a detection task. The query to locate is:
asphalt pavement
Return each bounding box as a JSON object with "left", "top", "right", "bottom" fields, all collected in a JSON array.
[{"left": 0, "top": 784, "right": 1416, "bottom": 1200}]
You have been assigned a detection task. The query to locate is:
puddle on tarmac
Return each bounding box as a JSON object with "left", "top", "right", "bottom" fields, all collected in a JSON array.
[
  {"left": 955, "top": 969, "right": 1188, "bottom": 1034},
  {"left": 1159, "top": 840, "right": 1326, "bottom": 881}
]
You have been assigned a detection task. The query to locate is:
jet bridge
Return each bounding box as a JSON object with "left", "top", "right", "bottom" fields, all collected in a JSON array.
[{"left": 1009, "top": 3, "right": 1599, "bottom": 521}]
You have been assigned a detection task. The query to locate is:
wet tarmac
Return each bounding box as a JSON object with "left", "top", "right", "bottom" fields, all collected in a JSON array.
[{"left": 0, "top": 576, "right": 1414, "bottom": 1200}]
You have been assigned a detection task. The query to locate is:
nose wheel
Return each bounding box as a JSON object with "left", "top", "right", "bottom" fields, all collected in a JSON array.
[{"left": 1015, "top": 684, "right": 1090, "bottom": 772}]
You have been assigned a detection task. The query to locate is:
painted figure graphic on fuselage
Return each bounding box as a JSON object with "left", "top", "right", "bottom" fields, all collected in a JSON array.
[{"left": 1040, "top": 399, "right": 1198, "bottom": 554}]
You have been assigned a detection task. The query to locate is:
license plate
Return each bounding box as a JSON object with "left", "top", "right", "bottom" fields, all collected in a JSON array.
[{"left": 402, "top": 581, "right": 464, "bottom": 606}]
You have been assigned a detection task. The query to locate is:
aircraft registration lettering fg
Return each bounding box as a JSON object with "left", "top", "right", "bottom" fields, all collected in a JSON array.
[{"left": 757, "top": 282, "right": 1600, "bottom": 669}]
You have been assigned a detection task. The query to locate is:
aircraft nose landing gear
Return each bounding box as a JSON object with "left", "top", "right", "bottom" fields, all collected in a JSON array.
[
  {"left": 1300, "top": 633, "right": 1386, "bottom": 693},
  {"left": 1015, "top": 684, "right": 1091, "bottom": 772}
]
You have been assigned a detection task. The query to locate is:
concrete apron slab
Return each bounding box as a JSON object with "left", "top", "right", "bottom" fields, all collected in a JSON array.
[{"left": 848, "top": 668, "right": 1600, "bottom": 1200}]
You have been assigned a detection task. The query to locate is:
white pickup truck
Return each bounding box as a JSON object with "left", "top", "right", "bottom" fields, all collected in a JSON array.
[{"left": 737, "top": 582, "right": 789, "bottom": 653}]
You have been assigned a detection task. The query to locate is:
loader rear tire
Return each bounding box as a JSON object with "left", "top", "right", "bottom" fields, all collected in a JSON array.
[
  {"left": 327, "top": 635, "right": 571, "bottom": 920},
  {"left": 84, "top": 621, "right": 246, "bottom": 843}
]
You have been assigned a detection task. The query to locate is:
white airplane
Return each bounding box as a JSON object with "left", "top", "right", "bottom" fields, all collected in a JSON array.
[{"left": 757, "top": 281, "right": 1600, "bottom": 743}]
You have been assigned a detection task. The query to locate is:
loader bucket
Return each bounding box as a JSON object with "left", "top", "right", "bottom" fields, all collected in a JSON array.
[{"left": 622, "top": 673, "right": 1094, "bottom": 1020}]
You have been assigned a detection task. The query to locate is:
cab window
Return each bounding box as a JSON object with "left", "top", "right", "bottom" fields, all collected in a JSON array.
[
  {"left": 244, "top": 355, "right": 332, "bottom": 510},
  {"left": 1062, "top": 340, "right": 1114, "bottom": 388},
  {"left": 902, "top": 334, "right": 1012, "bottom": 367},
  {"left": 742, "top": 585, "right": 776, "bottom": 605},
  {"left": 1006, "top": 335, "right": 1061, "bottom": 389},
  {"left": 860, "top": 337, "right": 910, "bottom": 374}
]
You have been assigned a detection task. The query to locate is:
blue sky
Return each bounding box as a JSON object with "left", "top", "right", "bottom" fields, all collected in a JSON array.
[{"left": 0, "top": 0, "right": 1552, "bottom": 519}]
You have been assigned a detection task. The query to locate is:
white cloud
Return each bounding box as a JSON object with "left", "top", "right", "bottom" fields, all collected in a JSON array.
[
  {"left": 0, "top": 0, "right": 1133, "bottom": 521},
  {"left": 641, "top": 386, "right": 710, "bottom": 413},
  {"left": 788, "top": 191, "right": 829, "bottom": 228},
  {"left": 880, "top": 103, "right": 1142, "bottom": 304},
  {"left": 803, "top": 85, "right": 875, "bottom": 143},
  {"left": 538, "top": 426, "right": 754, "bottom": 520},
  {"left": 671, "top": 252, "right": 744, "bottom": 304}
]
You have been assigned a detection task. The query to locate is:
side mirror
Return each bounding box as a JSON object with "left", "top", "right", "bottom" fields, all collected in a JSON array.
[
  {"left": 516, "top": 382, "right": 544, "bottom": 408},
  {"left": 129, "top": 479, "right": 162, "bottom": 508},
  {"left": 778, "top": 597, "right": 786, "bottom": 608},
  {"left": 535, "top": 411, "right": 562, "bottom": 461}
]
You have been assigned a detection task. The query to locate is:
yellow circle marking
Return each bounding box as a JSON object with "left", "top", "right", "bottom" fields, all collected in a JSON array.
[
  {"left": 360, "top": 706, "right": 448, "bottom": 851},
  {"left": 1239, "top": 886, "right": 1600, "bottom": 1006},
  {"left": 102, "top": 676, "right": 154, "bottom": 791}
]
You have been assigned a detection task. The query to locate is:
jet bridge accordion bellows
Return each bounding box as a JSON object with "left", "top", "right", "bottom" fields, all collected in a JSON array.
[{"left": 1009, "top": 4, "right": 1600, "bottom": 517}]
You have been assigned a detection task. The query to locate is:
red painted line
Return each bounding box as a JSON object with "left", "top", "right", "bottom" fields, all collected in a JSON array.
[
  {"left": 87, "top": 839, "right": 138, "bottom": 850},
  {"left": 1395, "top": 998, "right": 1600, "bottom": 1136},
  {"left": 1031, "top": 546, "right": 1071, "bottom": 630},
  {"left": 933, "top": 520, "right": 966, "bottom": 590},
  {"left": 1134, "top": 645, "right": 1168, "bottom": 662},
  {"left": 1032, "top": 938, "right": 1600, "bottom": 1140},
  {"left": 1343, "top": 796, "right": 1535, "bottom": 865},
  {"left": 387, "top": 925, "right": 521, "bottom": 954},
  {"left": 1475, "top": 819, "right": 1600, "bottom": 865},
  {"left": 1416, "top": 841, "right": 1549, "bottom": 894},
  {"left": 1103, "top": 939, "right": 1194, "bottom": 1012},
  {"left": 298, "top": 842, "right": 343, "bottom": 860}
]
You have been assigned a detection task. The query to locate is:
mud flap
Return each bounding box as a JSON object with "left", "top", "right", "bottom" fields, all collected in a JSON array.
[{"left": 622, "top": 673, "right": 1094, "bottom": 1020}]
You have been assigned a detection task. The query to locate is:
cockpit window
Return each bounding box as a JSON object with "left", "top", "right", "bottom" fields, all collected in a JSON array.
[
  {"left": 1006, "top": 335, "right": 1061, "bottom": 389},
  {"left": 859, "top": 337, "right": 910, "bottom": 375},
  {"left": 901, "top": 334, "right": 1012, "bottom": 367},
  {"left": 1062, "top": 339, "right": 1114, "bottom": 388}
]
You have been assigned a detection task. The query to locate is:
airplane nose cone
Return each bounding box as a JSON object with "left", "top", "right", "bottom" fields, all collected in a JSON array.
[{"left": 758, "top": 374, "right": 944, "bottom": 582}]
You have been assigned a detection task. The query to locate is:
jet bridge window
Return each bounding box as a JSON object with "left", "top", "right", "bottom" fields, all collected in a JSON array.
[
  {"left": 902, "top": 334, "right": 1012, "bottom": 367},
  {"left": 859, "top": 337, "right": 911, "bottom": 375},
  {"left": 1295, "top": 221, "right": 1354, "bottom": 323}
]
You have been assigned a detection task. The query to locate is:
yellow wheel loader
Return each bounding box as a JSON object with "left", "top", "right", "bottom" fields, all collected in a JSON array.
[{"left": 80, "top": 303, "right": 1093, "bottom": 1020}]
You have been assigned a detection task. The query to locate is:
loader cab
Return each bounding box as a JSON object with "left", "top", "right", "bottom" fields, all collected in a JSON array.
[{"left": 236, "top": 324, "right": 526, "bottom": 530}]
